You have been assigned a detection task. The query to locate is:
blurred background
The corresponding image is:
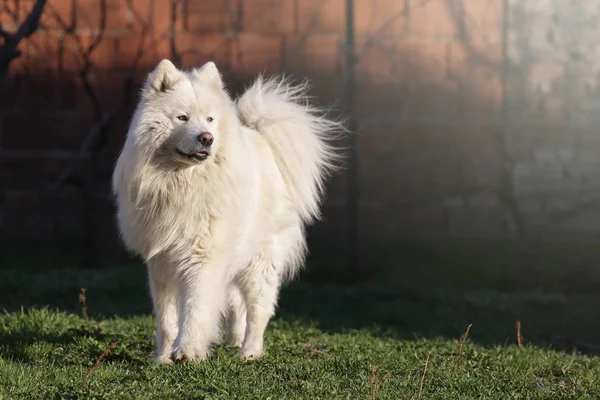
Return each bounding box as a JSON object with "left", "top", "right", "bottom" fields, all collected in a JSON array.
[
  {"left": 3, "top": 0, "right": 600, "bottom": 262},
  {"left": 2, "top": 0, "right": 600, "bottom": 351}
]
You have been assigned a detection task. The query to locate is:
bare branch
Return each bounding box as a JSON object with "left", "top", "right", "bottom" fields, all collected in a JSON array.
[
  {"left": 13, "top": 0, "right": 47, "bottom": 41},
  {"left": 353, "top": 0, "right": 431, "bottom": 65},
  {"left": 48, "top": 114, "right": 114, "bottom": 191},
  {"left": 169, "top": 0, "right": 182, "bottom": 65},
  {"left": 84, "top": 0, "right": 107, "bottom": 57},
  {"left": 49, "top": 0, "right": 153, "bottom": 191},
  {"left": 0, "top": 0, "right": 48, "bottom": 80},
  {"left": 0, "top": 27, "right": 11, "bottom": 41}
]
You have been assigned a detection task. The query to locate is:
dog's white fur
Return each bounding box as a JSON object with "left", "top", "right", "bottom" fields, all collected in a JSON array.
[{"left": 112, "top": 59, "right": 340, "bottom": 363}]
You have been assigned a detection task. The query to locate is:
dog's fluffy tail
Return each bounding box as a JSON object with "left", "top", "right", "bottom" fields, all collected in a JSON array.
[{"left": 237, "top": 76, "right": 343, "bottom": 224}]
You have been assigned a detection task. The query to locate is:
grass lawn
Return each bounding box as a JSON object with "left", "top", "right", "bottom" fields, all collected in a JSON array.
[{"left": 1, "top": 242, "right": 600, "bottom": 399}]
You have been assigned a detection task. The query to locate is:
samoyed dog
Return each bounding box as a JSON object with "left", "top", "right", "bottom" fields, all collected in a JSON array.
[{"left": 112, "top": 59, "right": 341, "bottom": 363}]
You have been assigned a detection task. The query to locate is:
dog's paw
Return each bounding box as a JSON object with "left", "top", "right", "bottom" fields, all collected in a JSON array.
[
  {"left": 169, "top": 343, "right": 208, "bottom": 363},
  {"left": 237, "top": 346, "right": 264, "bottom": 361},
  {"left": 152, "top": 353, "right": 174, "bottom": 364}
]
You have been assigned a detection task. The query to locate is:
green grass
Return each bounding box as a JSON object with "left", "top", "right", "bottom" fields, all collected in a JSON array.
[{"left": 2, "top": 242, "right": 600, "bottom": 399}]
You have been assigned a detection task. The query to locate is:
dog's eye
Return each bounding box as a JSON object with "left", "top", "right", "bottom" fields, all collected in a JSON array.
[
  {"left": 206, "top": 117, "right": 214, "bottom": 122},
  {"left": 176, "top": 115, "right": 188, "bottom": 121}
]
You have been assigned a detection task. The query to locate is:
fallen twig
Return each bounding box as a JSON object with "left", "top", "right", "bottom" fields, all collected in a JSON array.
[
  {"left": 417, "top": 352, "right": 431, "bottom": 400},
  {"left": 367, "top": 364, "right": 390, "bottom": 400},
  {"left": 307, "top": 348, "right": 331, "bottom": 357},
  {"left": 516, "top": 320, "right": 524, "bottom": 349},
  {"left": 453, "top": 323, "right": 472, "bottom": 368},
  {"left": 81, "top": 341, "right": 118, "bottom": 388},
  {"left": 78, "top": 288, "right": 88, "bottom": 320}
]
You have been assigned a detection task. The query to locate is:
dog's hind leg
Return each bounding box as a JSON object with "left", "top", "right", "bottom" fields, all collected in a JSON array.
[
  {"left": 236, "top": 254, "right": 281, "bottom": 360},
  {"left": 147, "top": 258, "right": 179, "bottom": 364},
  {"left": 236, "top": 223, "right": 306, "bottom": 359},
  {"left": 225, "top": 283, "right": 246, "bottom": 347}
]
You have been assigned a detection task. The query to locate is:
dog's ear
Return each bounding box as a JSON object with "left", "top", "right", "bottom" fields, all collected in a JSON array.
[
  {"left": 146, "top": 59, "right": 180, "bottom": 94},
  {"left": 191, "top": 61, "right": 223, "bottom": 88}
]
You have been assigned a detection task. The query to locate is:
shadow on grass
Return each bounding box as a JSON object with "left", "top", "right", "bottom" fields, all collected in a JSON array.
[
  {"left": 0, "top": 326, "right": 151, "bottom": 364},
  {"left": 0, "top": 305, "right": 156, "bottom": 365},
  {"left": 2, "top": 239, "right": 600, "bottom": 355}
]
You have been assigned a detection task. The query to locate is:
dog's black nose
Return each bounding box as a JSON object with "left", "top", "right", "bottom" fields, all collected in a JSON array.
[{"left": 197, "top": 132, "right": 214, "bottom": 147}]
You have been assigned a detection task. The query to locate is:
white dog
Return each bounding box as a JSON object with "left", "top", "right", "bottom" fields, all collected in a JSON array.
[{"left": 112, "top": 59, "right": 341, "bottom": 363}]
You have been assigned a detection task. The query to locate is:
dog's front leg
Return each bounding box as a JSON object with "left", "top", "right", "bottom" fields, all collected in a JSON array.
[
  {"left": 147, "top": 258, "right": 179, "bottom": 364},
  {"left": 170, "top": 262, "right": 227, "bottom": 362}
]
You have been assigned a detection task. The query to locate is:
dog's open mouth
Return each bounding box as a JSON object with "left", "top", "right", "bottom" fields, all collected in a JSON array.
[{"left": 176, "top": 149, "right": 209, "bottom": 162}]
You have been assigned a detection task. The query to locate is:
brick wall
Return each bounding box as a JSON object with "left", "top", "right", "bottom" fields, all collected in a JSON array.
[{"left": 1, "top": 0, "right": 599, "bottom": 250}]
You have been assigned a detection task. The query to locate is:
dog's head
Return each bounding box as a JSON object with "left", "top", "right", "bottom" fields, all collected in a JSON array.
[{"left": 132, "top": 59, "right": 235, "bottom": 167}]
